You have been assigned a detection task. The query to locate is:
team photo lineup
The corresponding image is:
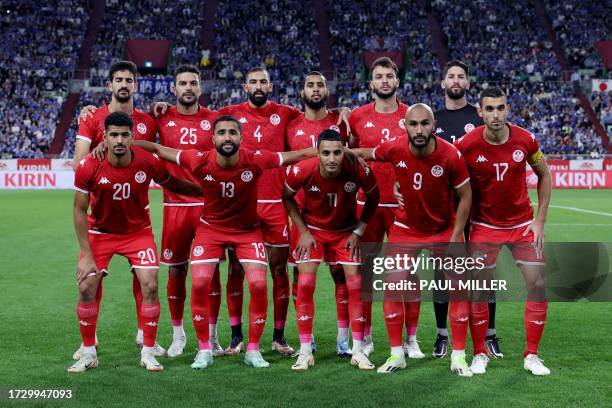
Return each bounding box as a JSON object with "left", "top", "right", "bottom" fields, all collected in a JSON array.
[
  {"left": 1, "top": 1, "right": 610, "bottom": 405},
  {"left": 69, "top": 57, "right": 553, "bottom": 377}
]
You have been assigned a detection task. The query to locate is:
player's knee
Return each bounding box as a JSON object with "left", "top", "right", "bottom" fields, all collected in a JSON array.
[
  {"left": 140, "top": 279, "right": 158, "bottom": 301},
  {"left": 78, "top": 281, "right": 99, "bottom": 303}
]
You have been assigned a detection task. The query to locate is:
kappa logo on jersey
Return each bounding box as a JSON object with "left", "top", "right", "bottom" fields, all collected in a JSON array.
[
  {"left": 203, "top": 174, "right": 215, "bottom": 182},
  {"left": 464, "top": 123, "right": 475, "bottom": 133},
  {"left": 436, "top": 127, "right": 444, "bottom": 134},
  {"left": 344, "top": 182, "right": 357, "bottom": 192},
  {"left": 137, "top": 123, "right": 147, "bottom": 134},
  {"left": 296, "top": 129, "right": 305, "bottom": 136},
  {"left": 513, "top": 150, "right": 525, "bottom": 162},
  {"left": 193, "top": 245, "right": 204, "bottom": 257},
  {"left": 163, "top": 248, "right": 173, "bottom": 259},
  {"left": 239, "top": 117, "right": 248, "bottom": 124},
  {"left": 135, "top": 171, "right": 147, "bottom": 183},
  {"left": 399, "top": 118, "right": 406, "bottom": 130},
  {"left": 270, "top": 114, "right": 281, "bottom": 125},
  {"left": 292, "top": 166, "right": 300, "bottom": 175},
  {"left": 431, "top": 165, "right": 444, "bottom": 177},
  {"left": 364, "top": 121, "right": 375, "bottom": 128},
  {"left": 310, "top": 185, "right": 320, "bottom": 192},
  {"left": 98, "top": 177, "right": 111, "bottom": 184},
  {"left": 396, "top": 161, "right": 407, "bottom": 168},
  {"left": 241, "top": 170, "right": 254, "bottom": 182},
  {"left": 476, "top": 155, "right": 488, "bottom": 163},
  {"left": 193, "top": 314, "right": 204, "bottom": 322},
  {"left": 200, "top": 120, "right": 211, "bottom": 131},
  {"left": 167, "top": 121, "right": 176, "bottom": 127}
]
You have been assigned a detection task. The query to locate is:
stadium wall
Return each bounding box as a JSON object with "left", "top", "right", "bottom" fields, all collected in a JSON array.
[{"left": 1, "top": 159, "right": 612, "bottom": 190}]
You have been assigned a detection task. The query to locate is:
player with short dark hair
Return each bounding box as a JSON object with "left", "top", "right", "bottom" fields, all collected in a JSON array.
[
  {"left": 455, "top": 87, "right": 552, "bottom": 376},
  {"left": 284, "top": 129, "right": 380, "bottom": 371},
  {"left": 134, "top": 115, "right": 319, "bottom": 369},
  {"left": 348, "top": 56, "right": 410, "bottom": 357},
  {"left": 68, "top": 112, "right": 201, "bottom": 373}
]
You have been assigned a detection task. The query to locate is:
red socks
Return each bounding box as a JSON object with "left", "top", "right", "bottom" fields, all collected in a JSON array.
[
  {"left": 296, "top": 272, "right": 316, "bottom": 343},
  {"left": 140, "top": 302, "right": 160, "bottom": 347},
  {"left": 346, "top": 274, "right": 366, "bottom": 342},
  {"left": 167, "top": 271, "right": 187, "bottom": 325},
  {"left": 245, "top": 267, "right": 268, "bottom": 350},
  {"left": 470, "top": 302, "right": 489, "bottom": 355},
  {"left": 449, "top": 301, "right": 469, "bottom": 350},
  {"left": 190, "top": 263, "right": 216, "bottom": 349},
  {"left": 524, "top": 301, "right": 548, "bottom": 356},
  {"left": 335, "top": 282, "right": 349, "bottom": 329},
  {"left": 209, "top": 265, "right": 221, "bottom": 326},
  {"left": 77, "top": 302, "right": 99, "bottom": 347},
  {"left": 382, "top": 301, "right": 404, "bottom": 347}
]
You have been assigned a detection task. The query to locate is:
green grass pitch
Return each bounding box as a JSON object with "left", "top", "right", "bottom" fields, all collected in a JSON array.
[{"left": 0, "top": 189, "right": 610, "bottom": 407}]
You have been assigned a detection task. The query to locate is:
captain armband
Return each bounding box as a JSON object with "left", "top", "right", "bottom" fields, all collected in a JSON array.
[{"left": 528, "top": 150, "right": 545, "bottom": 166}]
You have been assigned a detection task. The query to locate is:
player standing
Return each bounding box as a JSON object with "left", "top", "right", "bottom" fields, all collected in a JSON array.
[
  {"left": 348, "top": 57, "right": 409, "bottom": 357},
  {"left": 284, "top": 130, "right": 380, "bottom": 370},
  {"left": 285, "top": 71, "right": 352, "bottom": 356},
  {"left": 135, "top": 115, "right": 318, "bottom": 369},
  {"left": 354, "top": 104, "right": 473, "bottom": 375},
  {"left": 455, "top": 87, "right": 552, "bottom": 376},
  {"left": 72, "top": 61, "right": 162, "bottom": 360},
  {"left": 68, "top": 112, "right": 201, "bottom": 372},
  {"left": 154, "top": 64, "right": 222, "bottom": 357}
]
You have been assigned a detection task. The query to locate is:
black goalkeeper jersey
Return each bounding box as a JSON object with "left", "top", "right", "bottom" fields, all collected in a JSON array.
[{"left": 434, "top": 104, "right": 483, "bottom": 144}]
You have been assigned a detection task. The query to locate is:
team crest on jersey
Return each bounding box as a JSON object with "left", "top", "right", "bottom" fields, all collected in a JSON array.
[
  {"left": 431, "top": 165, "right": 444, "bottom": 177},
  {"left": 270, "top": 114, "right": 281, "bottom": 125},
  {"left": 163, "top": 249, "right": 173, "bottom": 260},
  {"left": 200, "top": 120, "right": 211, "bottom": 131},
  {"left": 330, "top": 125, "right": 340, "bottom": 132},
  {"left": 464, "top": 123, "right": 475, "bottom": 133},
  {"left": 135, "top": 171, "right": 147, "bottom": 183},
  {"left": 513, "top": 150, "right": 524, "bottom": 162},
  {"left": 137, "top": 123, "right": 147, "bottom": 134},
  {"left": 399, "top": 119, "right": 406, "bottom": 130},
  {"left": 241, "top": 170, "right": 254, "bottom": 182},
  {"left": 193, "top": 246, "right": 204, "bottom": 257},
  {"left": 344, "top": 182, "right": 357, "bottom": 192}
]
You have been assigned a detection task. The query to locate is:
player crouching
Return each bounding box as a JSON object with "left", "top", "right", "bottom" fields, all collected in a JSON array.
[{"left": 283, "top": 130, "right": 380, "bottom": 371}]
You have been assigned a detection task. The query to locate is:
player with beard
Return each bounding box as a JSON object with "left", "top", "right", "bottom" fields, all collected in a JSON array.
[
  {"left": 353, "top": 104, "right": 473, "bottom": 375},
  {"left": 153, "top": 64, "right": 224, "bottom": 358},
  {"left": 72, "top": 61, "right": 162, "bottom": 361},
  {"left": 133, "top": 115, "right": 319, "bottom": 369},
  {"left": 348, "top": 57, "right": 415, "bottom": 358},
  {"left": 285, "top": 72, "right": 352, "bottom": 356}
]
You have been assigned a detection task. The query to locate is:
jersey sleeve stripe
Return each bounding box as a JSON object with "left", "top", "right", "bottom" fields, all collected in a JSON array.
[
  {"left": 76, "top": 135, "right": 92, "bottom": 142},
  {"left": 454, "top": 177, "right": 470, "bottom": 189},
  {"left": 277, "top": 152, "right": 284, "bottom": 166},
  {"left": 371, "top": 147, "right": 378, "bottom": 160},
  {"left": 284, "top": 182, "right": 297, "bottom": 193},
  {"left": 175, "top": 150, "right": 183, "bottom": 165},
  {"left": 74, "top": 186, "right": 89, "bottom": 194}
]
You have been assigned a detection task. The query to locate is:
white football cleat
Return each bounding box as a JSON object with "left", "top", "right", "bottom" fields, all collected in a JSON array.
[
  {"left": 470, "top": 353, "right": 489, "bottom": 375},
  {"left": 191, "top": 351, "right": 213, "bottom": 370},
  {"left": 404, "top": 339, "right": 426, "bottom": 359},
  {"left": 151, "top": 342, "right": 166, "bottom": 357},
  {"left": 210, "top": 337, "right": 225, "bottom": 357},
  {"left": 167, "top": 336, "right": 186, "bottom": 358},
  {"left": 377, "top": 354, "right": 406, "bottom": 374},
  {"left": 271, "top": 338, "right": 295, "bottom": 356},
  {"left": 362, "top": 335, "right": 374, "bottom": 357},
  {"left": 451, "top": 353, "right": 473, "bottom": 377},
  {"left": 524, "top": 354, "right": 550, "bottom": 376},
  {"left": 291, "top": 351, "right": 315, "bottom": 371},
  {"left": 72, "top": 342, "right": 98, "bottom": 360},
  {"left": 244, "top": 350, "right": 270, "bottom": 368},
  {"left": 67, "top": 353, "right": 98, "bottom": 373},
  {"left": 351, "top": 351, "right": 375, "bottom": 370},
  {"left": 140, "top": 352, "right": 163, "bottom": 372}
]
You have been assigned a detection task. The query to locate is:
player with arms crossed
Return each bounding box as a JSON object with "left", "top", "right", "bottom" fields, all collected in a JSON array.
[
  {"left": 68, "top": 112, "right": 201, "bottom": 373},
  {"left": 455, "top": 87, "right": 552, "bottom": 376},
  {"left": 354, "top": 104, "right": 474, "bottom": 375},
  {"left": 135, "top": 115, "right": 318, "bottom": 369},
  {"left": 73, "top": 61, "right": 162, "bottom": 360},
  {"left": 283, "top": 130, "right": 380, "bottom": 371},
  {"left": 349, "top": 57, "right": 409, "bottom": 356},
  {"left": 285, "top": 71, "right": 353, "bottom": 356}
]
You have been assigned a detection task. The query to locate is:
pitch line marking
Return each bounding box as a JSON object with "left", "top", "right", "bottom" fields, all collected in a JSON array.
[{"left": 535, "top": 203, "right": 612, "bottom": 218}]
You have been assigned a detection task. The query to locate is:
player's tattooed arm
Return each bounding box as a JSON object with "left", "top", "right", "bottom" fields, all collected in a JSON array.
[
  {"left": 524, "top": 158, "right": 551, "bottom": 252},
  {"left": 133, "top": 140, "right": 181, "bottom": 164},
  {"left": 79, "top": 105, "right": 97, "bottom": 123},
  {"left": 282, "top": 185, "right": 316, "bottom": 260},
  {"left": 158, "top": 174, "right": 202, "bottom": 197},
  {"left": 73, "top": 191, "right": 98, "bottom": 284},
  {"left": 451, "top": 182, "right": 472, "bottom": 242}
]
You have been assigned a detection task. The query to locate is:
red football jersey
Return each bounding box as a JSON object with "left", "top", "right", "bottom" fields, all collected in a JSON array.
[
  {"left": 373, "top": 135, "right": 470, "bottom": 235},
  {"left": 285, "top": 157, "right": 377, "bottom": 231},
  {"left": 74, "top": 146, "right": 169, "bottom": 234},
  {"left": 349, "top": 101, "right": 409, "bottom": 205},
  {"left": 76, "top": 104, "right": 158, "bottom": 149},
  {"left": 219, "top": 101, "right": 300, "bottom": 202},
  {"left": 455, "top": 124, "right": 539, "bottom": 228},
  {"left": 285, "top": 112, "right": 347, "bottom": 150},
  {"left": 177, "top": 148, "right": 283, "bottom": 231},
  {"left": 157, "top": 106, "right": 217, "bottom": 204}
]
